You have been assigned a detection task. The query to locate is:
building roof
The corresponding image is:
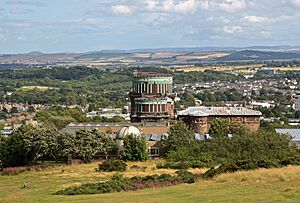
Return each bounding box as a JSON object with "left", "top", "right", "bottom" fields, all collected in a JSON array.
[
  {"left": 275, "top": 129, "right": 300, "bottom": 141},
  {"left": 116, "top": 126, "right": 141, "bottom": 139},
  {"left": 177, "top": 107, "right": 262, "bottom": 117},
  {"left": 133, "top": 72, "right": 172, "bottom": 78}
]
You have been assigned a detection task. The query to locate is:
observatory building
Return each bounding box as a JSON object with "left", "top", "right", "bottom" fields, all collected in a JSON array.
[{"left": 129, "top": 72, "right": 175, "bottom": 123}]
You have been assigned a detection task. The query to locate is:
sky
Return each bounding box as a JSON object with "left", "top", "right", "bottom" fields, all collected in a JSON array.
[{"left": 0, "top": 0, "right": 300, "bottom": 53}]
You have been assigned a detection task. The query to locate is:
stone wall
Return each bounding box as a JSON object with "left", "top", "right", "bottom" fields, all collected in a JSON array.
[{"left": 178, "top": 115, "right": 260, "bottom": 134}]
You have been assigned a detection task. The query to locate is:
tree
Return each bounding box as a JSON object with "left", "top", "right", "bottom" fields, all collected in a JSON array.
[
  {"left": 121, "top": 134, "right": 148, "bottom": 162},
  {"left": 160, "top": 121, "right": 195, "bottom": 156},
  {"left": 27, "top": 106, "right": 36, "bottom": 113},
  {"left": 10, "top": 107, "right": 18, "bottom": 114},
  {"left": 73, "top": 130, "right": 100, "bottom": 163},
  {"left": 1, "top": 107, "right": 8, "bottom": 114},
  {"left": 208, "top": 118, "right": 230, "bottom": 139}
]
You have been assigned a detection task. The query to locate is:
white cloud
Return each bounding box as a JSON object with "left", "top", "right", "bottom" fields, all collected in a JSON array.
[
  {"left": 223, "top": 25, "right": 243, "bottom": 33},
  {"left": 212, "top": 0, "right": 247, "bottom": 13},
  {"left": 145, "top": 0, "right": 201, "bottom": 14},
  {"left": 111, "top": 5, "right": 132, "bottom": 16},
  {"left": 244, "top": 15, "right": 267, "bottom": 23},
  {"left": 260, "top": 30, "right": 271, "bottom": 37},
  {"left": 17, "top": 36, "right": 26, "bottom": 41},
  {"left": 291, "top": 0, "right": 300, "bottom": 7},
  {"left": 144, "top": 0, "right": 246, "bottom": 14},
  {"left": 244, "top": 15, "right": 294, "bottom": 24}
]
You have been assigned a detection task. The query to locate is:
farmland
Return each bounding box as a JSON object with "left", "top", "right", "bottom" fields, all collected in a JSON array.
[{"left": 1, "top": 160, "right": 300, "bottom": 203}]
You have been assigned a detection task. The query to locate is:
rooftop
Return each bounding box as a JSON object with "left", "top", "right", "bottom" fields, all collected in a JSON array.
[
  {"left": 133, "top": 72, "right": 172, "bottom": 78},
  {"left": 275, "top": 129, "right": 300, "bottom": 141},
  {"left": 178, "top": 107, "right": 262, "bottom": 117}
]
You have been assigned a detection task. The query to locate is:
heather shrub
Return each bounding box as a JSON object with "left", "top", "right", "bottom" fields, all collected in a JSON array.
[
  {"left": 55, "top": 172, "right": 196, "bottom": 195},
  {"left": 98, "top": 160, "right": 127, "bottom": 172}
]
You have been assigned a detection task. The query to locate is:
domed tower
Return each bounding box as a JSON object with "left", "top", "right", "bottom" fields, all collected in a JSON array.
[
  {"left": 116, "top": 126, "right": 141, "bottom": 150},
  {"left": 129, "top": 72, "right": 174, "bottom": 123}
]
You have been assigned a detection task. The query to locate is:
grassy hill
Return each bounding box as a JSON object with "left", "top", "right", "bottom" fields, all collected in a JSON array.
[
  {"left": 1, "top": 161, "right": 300, "bottom": 203},
  {"left": 216, "top": 50, "right": 300, "bottom": 61}
]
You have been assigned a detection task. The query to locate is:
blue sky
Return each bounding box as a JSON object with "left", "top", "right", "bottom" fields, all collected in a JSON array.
[{"left": 0, "top": 0, "right": 300, "bottom": 53}]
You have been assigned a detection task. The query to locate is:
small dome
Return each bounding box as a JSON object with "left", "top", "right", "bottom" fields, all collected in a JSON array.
[{"left": 116, "top": 126, "right": 141, "bottom": 140}]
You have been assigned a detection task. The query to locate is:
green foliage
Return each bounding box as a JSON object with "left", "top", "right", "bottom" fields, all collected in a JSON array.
[
  {"left": 174, "top": 70, "right": 243, "bottom": 84},
  {"left": 208, "top": 118, "right": 230, "bottom": 138},
  {"left": 156, "top": 161, "right": 212, "bottom": 169},
  {"left": 27, "top": 106, "right": 36, "bottom": 113},
  {"left": 197, "top": 89, "right": 245, "bottom": 103},
  {"left": 73, "top": 130, "right": 117, "bottom": 163},
  {"left": 160, "top": 121, "right": 195, "bottom": 156},
  {"left": 10, "top": 107, "right": 18, "bottom": 114},
  {"left": 121, "top": 134, "right": 148, "bottom": 162},
  {"left": 98, "top": 160, "right": 127, "bottom": 172},
  {"left": 202, "top": 156, "right": 300, "bottom": 180},
  {"left": 55, "top": 171, "right": 196, "bottom": 195},
  {"left": 0, "top": 127, "right": 117, "bottom": 167},
  {"left": 178, "top": 92, "right": 196, "bottom": 107},
  {"left": 175, "top": 169, "right": 195, "bottom": 184},
  {"left": 166, "top": 129, "right": 299, "bottom": 169},
  {"left": 0, "top": 66, "right": 131, "bottom": 106}
]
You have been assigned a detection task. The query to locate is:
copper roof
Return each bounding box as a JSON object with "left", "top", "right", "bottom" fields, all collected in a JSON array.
[{"left": 133, "top": 72, "right": 172, "bottom": 78}]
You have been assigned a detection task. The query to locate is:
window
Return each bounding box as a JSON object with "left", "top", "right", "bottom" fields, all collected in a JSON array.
[{"left": 148, "top": 148, "right": 159, "bottom": 156}]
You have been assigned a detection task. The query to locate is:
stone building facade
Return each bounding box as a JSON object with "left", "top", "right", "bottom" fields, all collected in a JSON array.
[
  {"left": 177, "top": 107, "right": 261, "bottom": 134},
  {"left": 129, "top": 72, "right": 175, "bottom": 122}
]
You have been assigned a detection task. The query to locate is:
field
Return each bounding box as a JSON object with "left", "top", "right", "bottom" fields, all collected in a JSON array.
[
  {"left": 1, "top": 160, "right": 300, "bottom": 203},
  {"left": 172, "top": 64, "right": 264, "bottom": 73},
  {"left": 18, "top": 86, "right": 53, "bottom": 91}
]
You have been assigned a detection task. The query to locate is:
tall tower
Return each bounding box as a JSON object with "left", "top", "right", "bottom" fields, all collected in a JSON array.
[{"left": 129, "top": 72, "right": 174, "bottom": 123}]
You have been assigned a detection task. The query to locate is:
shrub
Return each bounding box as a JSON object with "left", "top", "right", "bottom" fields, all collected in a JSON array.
[
  {"left": 176, "top": 169, "right": 195, "bottom": 183},
  {"left": 156, "top": 161, "right": 211, "bottom": 170},
  {"left": 55, "top": 172, "right": 197, "bottom": 195},
  {"left": 98, "top": 160, "right": 127, "bottom": 172}
]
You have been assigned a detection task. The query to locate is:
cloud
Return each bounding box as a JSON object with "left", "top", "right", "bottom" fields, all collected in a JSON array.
[
  {"left": 223, "top": 25, "right": 243, "bottom": 33},
  {"left": 290, "top": 0, "right": 300, "bottom": 7},
  {"left": 111, "top": 5, "right": 132, "bottom": 16},
  {"left": 144, "top": 0, "right": 246, "bottom": 14},
  {"left": 9, "top": 8, "right": 34, "bottom": 15},
  {"left": 211, "top": 0, "right": 247, "bottom": 13},
  {"left": 5, "top": 0, "right": 45, "bottom": 7},
  {"left": 62, "top": 18, "right": 104, "bottom": 27},
  {"left": 244, "top": 15, "right": 294, "bottom": 24},
  {"left": 244, "top": 15, "right": 267, "bottom": 23},
  {"left": 260, "top": 30, "right": 271, "bottom": 37},
  {"left": 17, "top": 35, "right": 26, "bottom": 41},
  {"left": 0, "top": 34, "right": 6, "bottom": 41}
]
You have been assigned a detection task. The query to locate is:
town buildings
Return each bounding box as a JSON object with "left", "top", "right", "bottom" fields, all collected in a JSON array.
[{"left": 178, "top": 107, "right": 262, "bottom": 134}]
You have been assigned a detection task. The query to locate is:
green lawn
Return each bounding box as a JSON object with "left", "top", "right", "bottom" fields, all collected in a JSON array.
[{"left": 1, "top": 161, "right": 300, "bottom": 203}]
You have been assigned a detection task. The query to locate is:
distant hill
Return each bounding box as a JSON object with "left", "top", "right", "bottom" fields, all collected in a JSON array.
[
  {"left": 215, "top": 50, "right": 300, "bottom": 61},
  {"left": 0, "top": 46, "right": 300, "bottom": 67}
]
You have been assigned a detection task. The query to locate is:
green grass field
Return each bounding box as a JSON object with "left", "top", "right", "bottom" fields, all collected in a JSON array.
[
  {"left": 1, "top": 160, "right": 300, "bottom": 203},
  {"left": 18, "top": 86, "right": 57, "bottom": 91}
]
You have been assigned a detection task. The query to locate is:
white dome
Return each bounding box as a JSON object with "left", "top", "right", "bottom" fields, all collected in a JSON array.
[{"left": 116, "top": 126, "right": 141, "bottom": 140}]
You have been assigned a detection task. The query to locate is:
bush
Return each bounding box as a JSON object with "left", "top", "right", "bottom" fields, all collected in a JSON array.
[
  {"left": 156, "top": 161, "right": 211, "bottom": 170},
  {"left": 55, "top": 172, "right": 197, "bottom": 195},
  {"left": 176, "top": 169, "right": 195, "bottom": 183},
  {"left": 98, "top": 160, "right": 127, "bottom": 172}
]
